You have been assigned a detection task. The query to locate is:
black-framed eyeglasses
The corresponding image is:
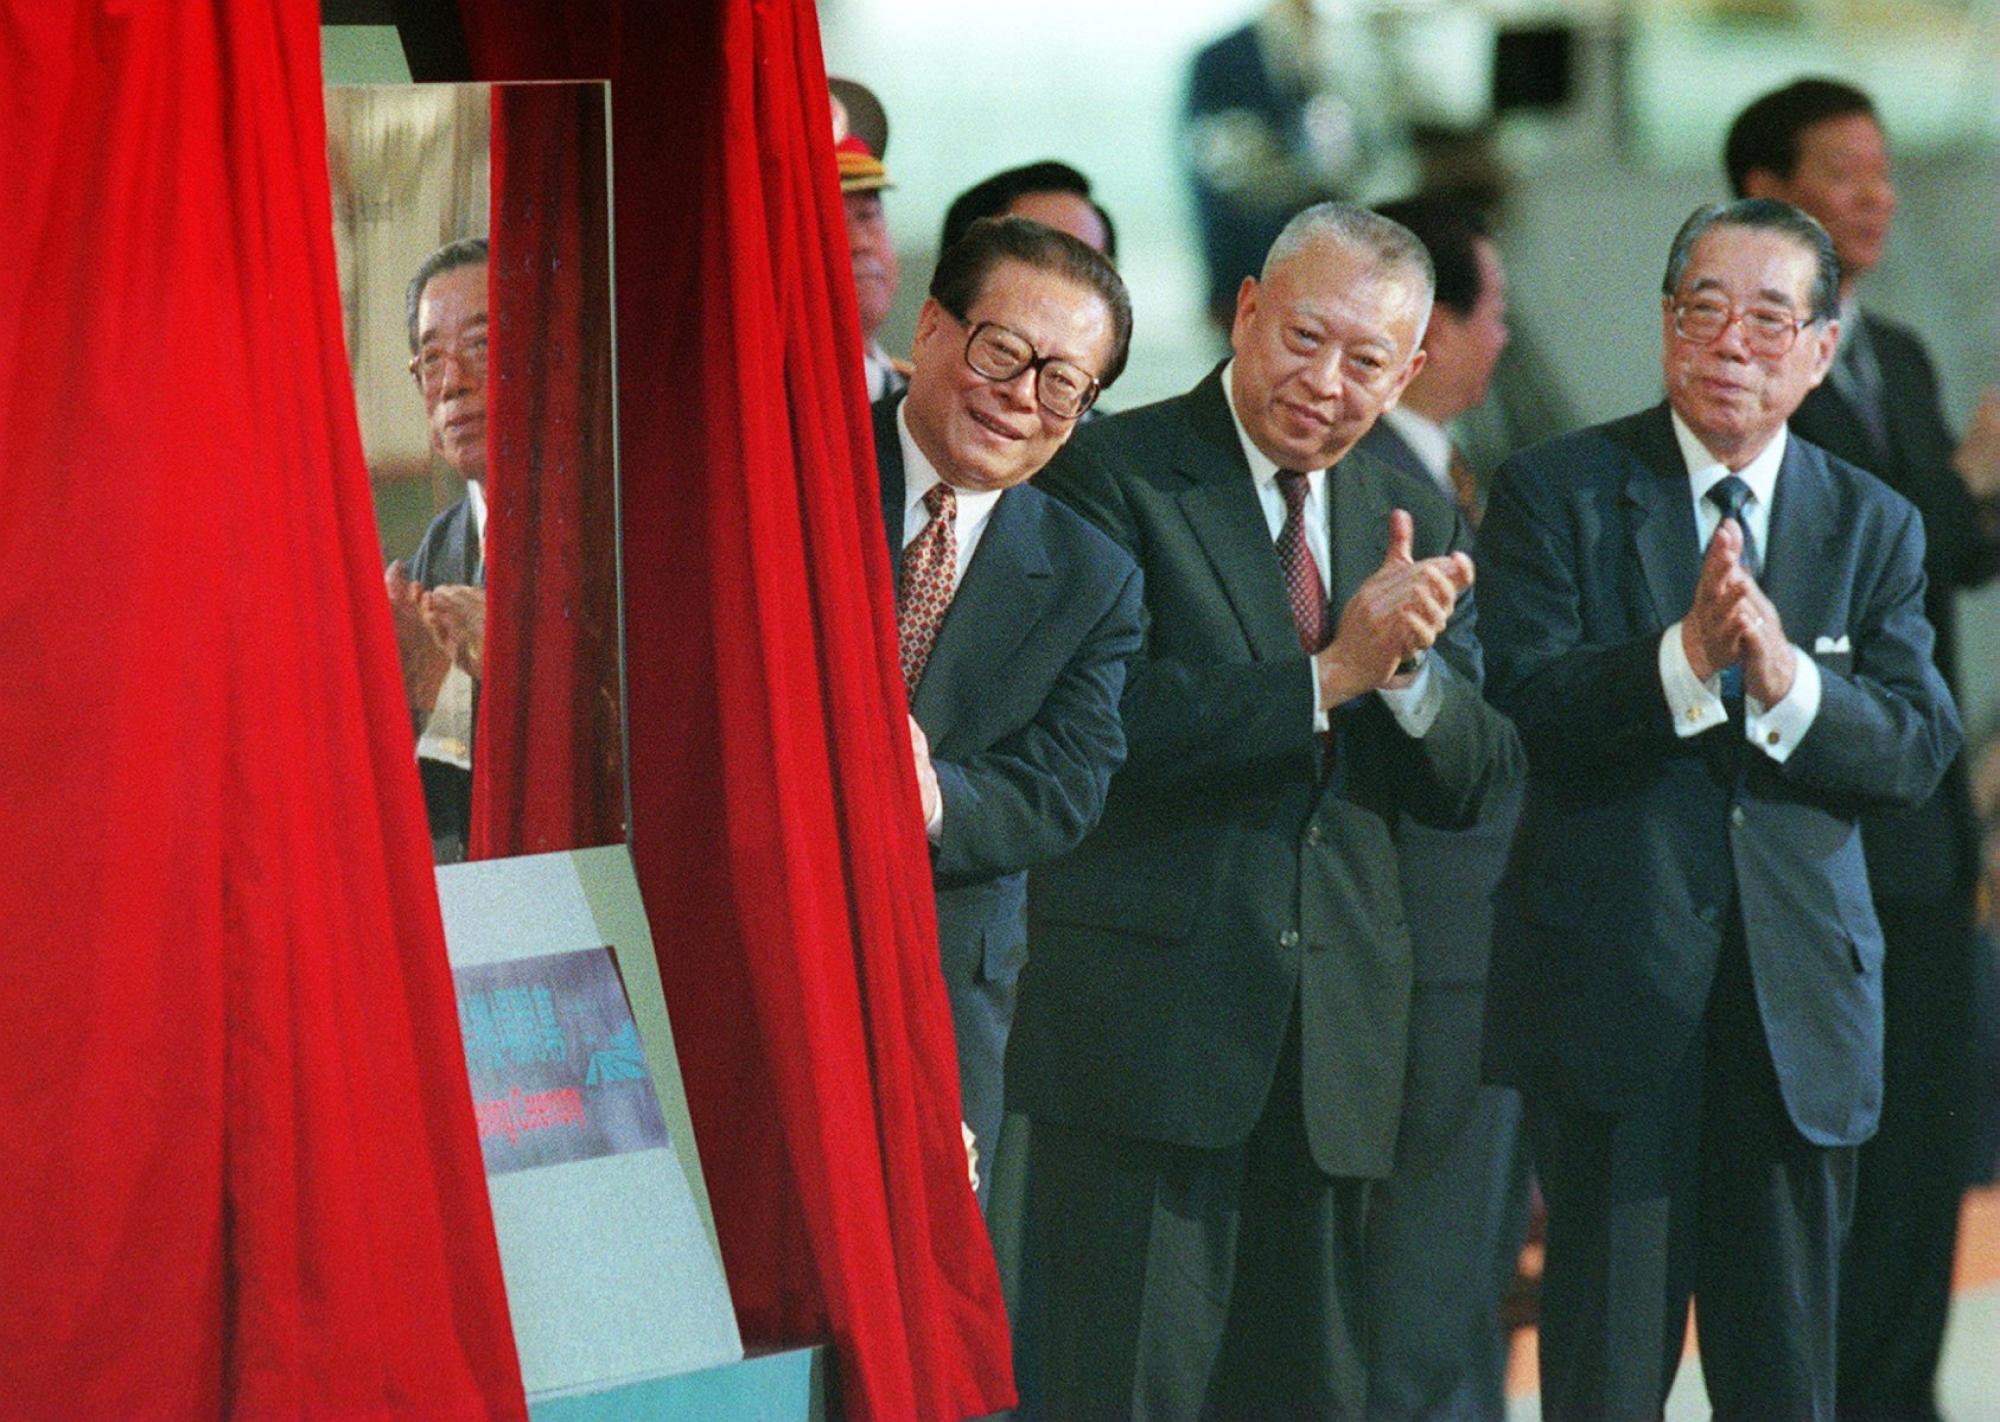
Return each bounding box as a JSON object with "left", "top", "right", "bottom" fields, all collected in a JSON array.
[
  {"left": 1672, "top": 296, "right": 1814, "bottom": 359},
  {"left": 953, "top": 316, "right": 1102, "bottom": 420}
]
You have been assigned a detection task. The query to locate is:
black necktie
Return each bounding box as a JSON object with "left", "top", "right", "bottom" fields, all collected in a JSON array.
[
  {"left": 1706, "top": 475, "right": 1759, "bottom": 577},
  {"left": 1706, "top": 475, "right": 1757, "bottom": 703}
]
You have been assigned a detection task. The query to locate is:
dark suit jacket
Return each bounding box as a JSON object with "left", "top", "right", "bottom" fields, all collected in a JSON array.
[
  {"left": 1477, "top": 404, "right": 1960, "bottom": 1146},
  {"left": 874, "top": 397, "right": 1142, "bottom": 1142},
  {"left": 1010, "top": 368, "right": 1522, "bottom": 1180},
  {"left": 1358, "top": 419, "right": 1523, "bottom": 1172},
  {"left": 1791, "top": 311, "right": 1996, "bottom": 901},
  {"left": 406, "top": 493, "right": 481, "bottom": 855},
  {"left": 407, "top": 493, "right": 480, "bottom": 591}
]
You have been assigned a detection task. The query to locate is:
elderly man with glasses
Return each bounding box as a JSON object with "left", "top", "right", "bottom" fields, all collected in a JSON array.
[
  {"left": 1476, "top": 198, "right": 1959, "bottom": 1420},
  {"left": 1005, "top": 201, "right": 1520, "bottom": 1417},
  {"left": 873, "top": 215, "right": 1142, "bottom": 1206},
  {"left": 386, "top": 236, "right": 491, "bottom": 863}
]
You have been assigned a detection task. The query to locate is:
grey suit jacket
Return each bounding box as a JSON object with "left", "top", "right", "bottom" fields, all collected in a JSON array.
[
  {"left": 875, "top": 396, "right": 1142, "bottom": 1175},
  {"left": 1012, "top": 367, "right": 1523, "bottom": 1179},
  {"left": 1477, "top": 403, "right": 1960, "bottom": 1146},
  {"left": 875, "top": 397, "right": 1142, "bottom": 984}
]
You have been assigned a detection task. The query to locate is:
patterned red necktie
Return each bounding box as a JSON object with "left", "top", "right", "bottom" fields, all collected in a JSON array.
[
  {"left": 898, "top": 482, "right": 958, "bottom": 694},
  {"left": 1276, "top": 470, "right": 1330, "bottom": 654}
]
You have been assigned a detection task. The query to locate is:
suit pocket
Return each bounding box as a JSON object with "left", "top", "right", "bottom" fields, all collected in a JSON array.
[{"left": 981, "top": 924, "right": 1028, "bottom": 983}]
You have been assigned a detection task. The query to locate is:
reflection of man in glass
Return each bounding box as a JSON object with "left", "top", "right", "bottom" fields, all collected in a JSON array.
[{"left": 386, "top": 237, "right": 488, "bottom": 862}]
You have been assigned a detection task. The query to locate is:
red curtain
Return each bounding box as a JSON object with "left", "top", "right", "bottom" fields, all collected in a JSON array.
[
  {"left": 472, "top": 82, "right": 622, "bottom": 860},
  {"left": 0, "top": 3, "right": 525, "bottom": 1416},
  {"left": 456, "top": 3, "right": 1016, "bottom": 1418}
]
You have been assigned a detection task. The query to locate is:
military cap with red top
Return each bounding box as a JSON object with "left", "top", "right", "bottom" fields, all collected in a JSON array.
[{"left": 829, "top": 75, "right": 892, "bottom": 194}]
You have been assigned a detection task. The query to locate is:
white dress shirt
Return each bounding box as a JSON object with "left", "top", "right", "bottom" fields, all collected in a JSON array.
[
  {"left": 1657, "top": 412, "right": 1821, "bottom": 759},
  {"left": 1220, "top": 360, "right": 1441, "bottom": 737},
  {"left": 1377, "top": 404, "right": 1455, "bottom": 496}
]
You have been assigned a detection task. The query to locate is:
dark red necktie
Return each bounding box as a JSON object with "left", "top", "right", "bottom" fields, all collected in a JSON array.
[
  {"left": 897, "top": 482, "right": 958, "bottom": 694},
  {"left": 1276, "top": 470, "right": 1330, "bottom": 654}
]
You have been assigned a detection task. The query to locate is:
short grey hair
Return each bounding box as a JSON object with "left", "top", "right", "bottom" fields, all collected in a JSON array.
[
  {"left": 405, "top": 236, "right": 489, "bottom": 353},
  {"left": 1262, "top": 201, "right": 1436, "bottom": 337},
  {"left": 1662, "top": 199, "right": 1840, "bottom": 325}
]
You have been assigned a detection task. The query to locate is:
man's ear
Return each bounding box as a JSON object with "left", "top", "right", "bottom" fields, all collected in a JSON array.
[
  {"left": 1229, "top": 275, "right": 1260, "bottom": 350},
  {"left": 1380, "top": 347, "right": 1427, "bottom": 413},
  {"left": 912, "top": 297, "right": 945, "bottom": 349}
]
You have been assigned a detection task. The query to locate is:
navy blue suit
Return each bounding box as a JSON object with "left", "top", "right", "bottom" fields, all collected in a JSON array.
[
  {"left": 1478, "top": 404, "right": 1959, "bottom": 1418},
  {"left": 873, "top": 396, "right": 1142, "bottom": 1203}
]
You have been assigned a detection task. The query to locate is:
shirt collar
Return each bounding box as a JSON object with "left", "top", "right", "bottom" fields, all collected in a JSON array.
[
  {"left": 466, "top": 477, "right": 488, "bottom": 554},
  {"left": 1669, "top": 407, "right": 1786, "bottom": 511},
  {"left": 895, "top": 400, "right": 1004, "bottom": 525}
]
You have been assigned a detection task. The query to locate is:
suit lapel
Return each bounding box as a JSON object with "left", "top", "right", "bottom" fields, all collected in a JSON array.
[
  {"left": 1175, "top": 372, "right": 1315, "bottom": 662},
  {"left": 911, "top": 486, "right": 1053, "bottom": 741},
  {"left": 874, "top": 395, "right": 907, "bottom": 568},
  {"left": 1328, "top": 447, "right": 1395, "bottom": 607},
  {"left": 1763, "top": 435, "right": 1842, "bottom": 632},
  {"left": 1623, "top": 405, "right": 1702, "bottom": 628}
]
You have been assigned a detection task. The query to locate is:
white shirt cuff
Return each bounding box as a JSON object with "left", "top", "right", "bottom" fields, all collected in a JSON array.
[
  {"left": 1746, "top": 648, "right": 1820, "bottom": 763},
  {"left": 1379, "top": 657, "right": 1441, "bottom": 737},
  {"left": 1309, "top": 658, "right": 1330, "bottom": 733},
  {"left": 926, "top": 787, "right": 944, "bottom": 844},
  {"left": 1661, "top": 622, "right": 1727, "bottom": 737}
]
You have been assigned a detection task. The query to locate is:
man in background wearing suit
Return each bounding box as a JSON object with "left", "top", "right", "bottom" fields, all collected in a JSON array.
[
  {"left": 1008, "top": 201, "right": 1521, "bottom": 1417},
  {"left": 1356, "top": 193, "right": 1528, "bottom": 1422},
  {"left": 1478, "top": 198, "right": 1959, "bottom": 1420},
  {"left": 875, "top": 216, "right": 1142, "bottom": 1206},
  {"left": 1728, "top": 80, "right": 2000, "bottom": 1422}
]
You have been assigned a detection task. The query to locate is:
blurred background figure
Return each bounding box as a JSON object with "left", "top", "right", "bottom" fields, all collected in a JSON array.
[
  {"left": 1181, "top": 0, "right": 1418, "bottom": 332},
  {"left": 1361, "top": 194, "right": 1508, "bottom": 522},
  {"left": 940, "top": 160, "right": 1117, "bottom": 261},
  {"left": 831, "top": 75, "right": 909, "bottom": 401}
]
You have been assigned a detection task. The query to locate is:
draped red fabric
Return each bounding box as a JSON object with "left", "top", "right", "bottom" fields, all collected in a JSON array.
[
  {"left": 456, "top": 3, "right": 1016, "bottom": 1417},
  {"left": 0, "top": 3, "right": 526, "bottom": 1416},
  {"left": 471, "top": 82, "right": 621, "bottom": 861}
]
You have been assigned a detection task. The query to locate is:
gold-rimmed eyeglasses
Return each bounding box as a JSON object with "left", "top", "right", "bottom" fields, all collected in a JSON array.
[
  {"left": 408, "top": 329, "right": 489, "bottom": 395},
  {"left": 1671, "top": 296, "right": 1814, "bottom": 359}
]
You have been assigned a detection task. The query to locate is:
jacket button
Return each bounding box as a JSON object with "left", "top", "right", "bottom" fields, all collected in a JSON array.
[
  {"left": 1730, "top": 806, "right": 1746, "bottom": 827},
  {"left": 1279, "top": 929, "right": 1301, "bottom": 949},
  {"left": 1305, "top": 823, "right": 1323, "bottom": 846}
]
